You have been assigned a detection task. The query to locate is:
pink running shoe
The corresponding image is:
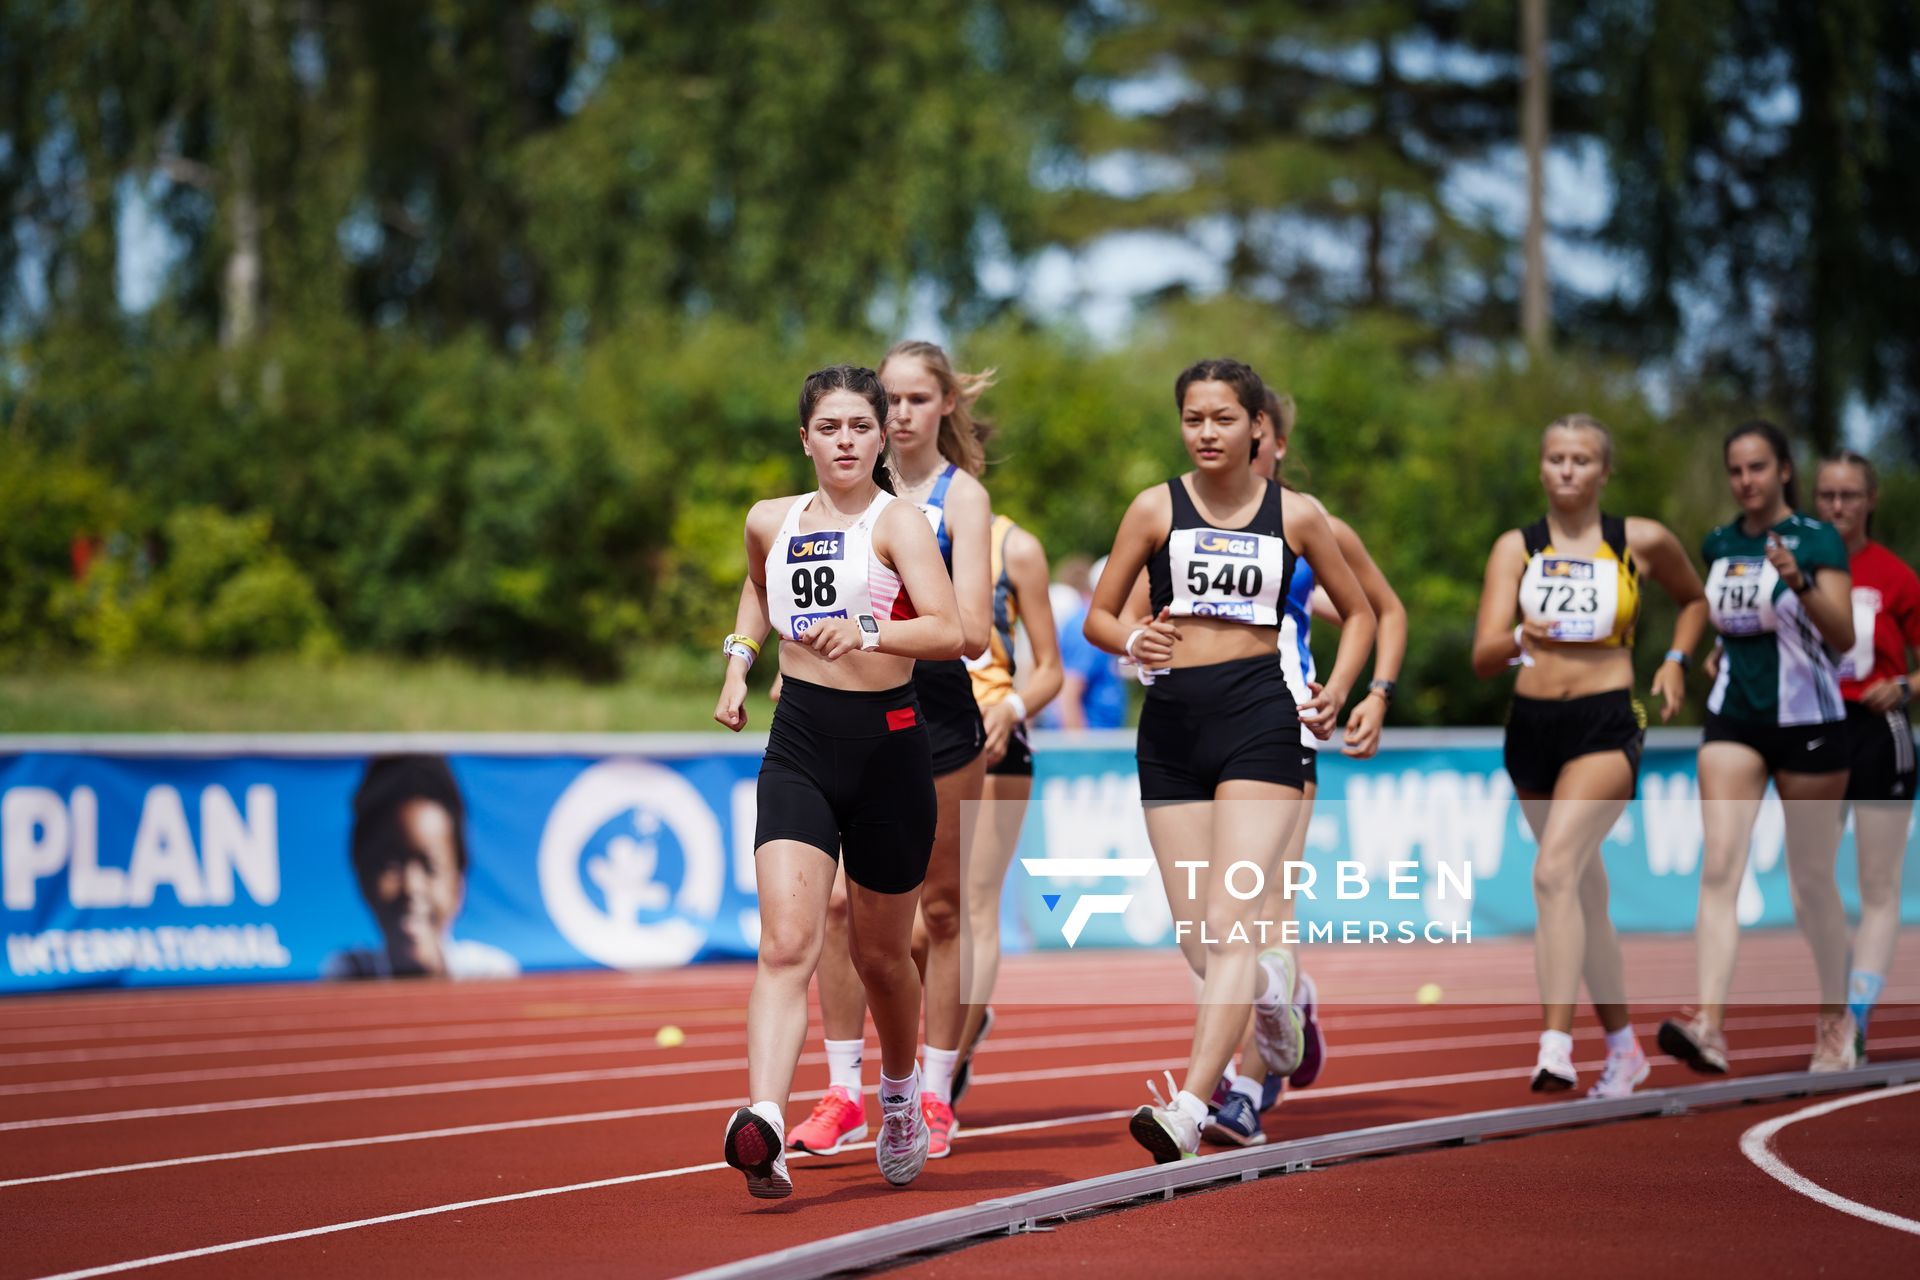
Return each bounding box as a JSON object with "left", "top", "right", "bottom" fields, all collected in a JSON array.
[
  {"left": 922, "top": 1094, "right": 957, "bottom": 1159},
  {"left": 786, "top": 1085, "right": 868, "bottom": 1155}
]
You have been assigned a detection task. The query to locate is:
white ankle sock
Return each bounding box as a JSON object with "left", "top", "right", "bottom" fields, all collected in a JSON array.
[
  {"left": 1230, "top": 1073, "right": 1261, "bottom": 1104},
  {"left": 1174, "top": 1089, "right": 1209, "bottom": 1128},
  {"left": 1604, "top": 1024, "right": 1637, "bottom": 1056},
  {"left": 880, "top": 1067, "right": 919, "bottom": 1110},
  {"left": 922, "top": 1045, "right": 959, "bottom": 1103},
  {"left": 1540, "top": 1029, "right": 1573, "bottom": 1057},
  {"left": 1254, "top": 953, "right": 1290, "bottom": 1012},
  {"left": 824, "top": 1037, "right": 864, "bottom": 1095}
]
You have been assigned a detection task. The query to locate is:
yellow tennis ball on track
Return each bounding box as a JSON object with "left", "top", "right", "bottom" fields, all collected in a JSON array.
[
  {"left": 655, "top": 1025, "right": 686, "bottom": 1047},
  {"left": 1415, "top": 983, "right": 1443, "bottom": 1005}
]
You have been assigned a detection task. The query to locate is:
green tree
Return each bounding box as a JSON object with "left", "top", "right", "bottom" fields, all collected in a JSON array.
[
  {"left": 1567, "top": 0, "right": 1920, "bottom": 454},
  {"left": 1055, "top": 0, "right": 1524, "bottom": 339}
]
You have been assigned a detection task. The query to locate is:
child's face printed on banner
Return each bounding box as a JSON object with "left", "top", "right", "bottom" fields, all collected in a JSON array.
[{"left": 367, "top": 798, "right": 464, "bottom": 975}]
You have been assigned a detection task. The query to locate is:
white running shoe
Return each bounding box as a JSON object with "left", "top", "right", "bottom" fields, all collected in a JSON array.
[
  {"left": 723, "top": 1106, "right": 792, "bottom": 1199},
  {"left": 1530, "top": 1038, "right": 1577, "bottom": 1092},
  {"left": 1253, "top": 949, "right": 1305, "bottom": 1078},
  {"left": 1586, "top": 1043, "right": 1650, "bottom": 1099},
  {"left": 876, "top": 1075, "right": 930, "bottom": 1186},
  {"left": 1128, "top": 1070, "right": 1201, "bottom": 1164},
  {"left": 1810, "top": 1011, "right": 1860, "bottom": 1073}
]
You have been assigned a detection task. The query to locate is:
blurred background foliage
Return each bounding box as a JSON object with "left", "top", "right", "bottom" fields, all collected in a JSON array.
[{"left": 2, "top": 0, "right": 1916, "bottom": 727}]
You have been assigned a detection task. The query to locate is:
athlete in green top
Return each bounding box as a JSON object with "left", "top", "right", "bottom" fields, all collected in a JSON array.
[
  {"left": 1701, "top": 511, "right": 1849, "bottom": 725},
  {"left": 1660, "top": 421, "right": 1858, "bottom": 1078}
]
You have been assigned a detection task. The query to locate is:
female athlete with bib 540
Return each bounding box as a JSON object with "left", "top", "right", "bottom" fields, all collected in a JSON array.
[
  {"left": 713, "top": 365, "right": 964, "bottom": 1199},
  {"left": 1473, "top": 414, "right": 1706, "bottom": 1097},
  {"left": 1085, "top": 359, "right": 1375, "bottom": 1163},
  {"left": 1660, "top": 421, "right": 1857, "bottom": 1074}
]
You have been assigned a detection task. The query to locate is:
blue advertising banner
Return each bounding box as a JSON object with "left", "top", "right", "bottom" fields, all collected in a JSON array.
[
  {"left": 1005, "top": 734, "right": 1920, "bottom": 953},
  {"left": 1, "top": 741, "right": 767, "bottom": 992},
  {"left": 2, "top": 730, "right": 1915, "bottom": 992}
]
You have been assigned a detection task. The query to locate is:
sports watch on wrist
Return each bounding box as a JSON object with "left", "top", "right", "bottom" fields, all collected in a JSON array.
[
  {"left": 1368, "top": 678, "right": 1396, "bottom": 704},
  {"left": 857, "top": 614, "right": 881, "bottom": 651}
]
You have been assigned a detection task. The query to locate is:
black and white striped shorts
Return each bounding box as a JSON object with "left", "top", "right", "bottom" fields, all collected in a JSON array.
[{"left": 1845, "top": 701, "right": 1917, "bottom": 802}]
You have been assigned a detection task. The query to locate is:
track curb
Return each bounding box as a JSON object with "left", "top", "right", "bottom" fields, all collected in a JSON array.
[{"left": 678, "top": 1059, "right": 1920, "bottom": 1279}]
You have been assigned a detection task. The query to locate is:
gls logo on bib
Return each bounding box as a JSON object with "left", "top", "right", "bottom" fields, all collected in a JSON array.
[
  {"left": 539, "top": 760, "right": 725, "bottom": 969},
  {"left": 787, "top": 534, "right": 845, "bottom": 562},
  {"left": 1194, "top": 531, "right": 1260, "bottom": 558}
]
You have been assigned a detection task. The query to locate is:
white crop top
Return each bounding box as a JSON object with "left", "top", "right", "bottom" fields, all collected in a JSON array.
[{"left": 765, "top": 490, "right": 914, "bottom": 641}]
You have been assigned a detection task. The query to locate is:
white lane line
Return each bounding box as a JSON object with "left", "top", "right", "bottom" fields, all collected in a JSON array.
[
  {"left": 0, "top": 1025, "right": 1192, "bottom": 1098},
  {"left": 11, "top": 1024, "right": 1916, "bottom": 1136},
  {"left": 14, "top": 1005, "right": 1903, "bottom": 1098},
  {"left": 1737, "top": 1083, "right": 1920, "bottom": 1236},
  {"left": 0, "top": 1003, "right": 1217, "bottom": 1075},
  {"left": 0, "top": 1001, "right": 1172, "bottom": 1068},
  {"left": 10, "top": 1032, "right": 1909, "bottom": 1188},
  {"left": 19, "top": 1107, "right": 1134, "bottom": 1280},
  {"left": 28, "top": 1035, "right": 1904, "bottom": 1280}
]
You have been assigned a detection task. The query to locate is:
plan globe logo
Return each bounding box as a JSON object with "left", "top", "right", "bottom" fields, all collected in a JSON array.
[{"left": 539, "top": 760, "right": 725, "bottom": 968}]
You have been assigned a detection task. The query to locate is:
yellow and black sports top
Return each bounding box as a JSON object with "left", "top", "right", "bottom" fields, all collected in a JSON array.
[
  {"left": 966, "top": 515, "right": 1020, "bottom": 708},
  {"left": 1517, "top": 513, "right": 1640, "bottom": 648}
]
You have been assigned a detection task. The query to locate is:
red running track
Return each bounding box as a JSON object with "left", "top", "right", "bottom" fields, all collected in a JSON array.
[{"left": 0, "top": 933, "right": 1914, "bottom": 1279}]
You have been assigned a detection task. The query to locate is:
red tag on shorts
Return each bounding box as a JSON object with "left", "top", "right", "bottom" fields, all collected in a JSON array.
[{"left": 886, "top": 707, "right": 918, "bottom": 732}]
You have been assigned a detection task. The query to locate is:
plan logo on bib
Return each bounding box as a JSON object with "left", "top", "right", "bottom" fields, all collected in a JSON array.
[{"left": 539, "top": 760, "right": 724, "bottom": 969}]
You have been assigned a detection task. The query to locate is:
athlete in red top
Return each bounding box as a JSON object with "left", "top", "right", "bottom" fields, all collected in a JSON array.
[{"left": 1814, "top": 450, "right": 1919, "bottom": 1057}]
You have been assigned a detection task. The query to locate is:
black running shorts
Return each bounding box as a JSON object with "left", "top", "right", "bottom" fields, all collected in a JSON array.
[
  {"left": 1844, "top": 702, "right": 1917, "bottom": 802},
  {"left": 913, "top": 658, "right": 987, "bottom": 776},
  {"left": 1136, "top": 654, "right": 1307, "bottom": 804},
  {"left": 755, "top": 677, "right": 938, "bottom": 894},
  {"left": 986, "top": 719, "right": 1034, "bottom": 779},
  {"left": 1503, "top": 689, "right": 1645, "bottom": 796},
  {"left": 1702, "top": 710, "right": 1849, "bottom": 776}
]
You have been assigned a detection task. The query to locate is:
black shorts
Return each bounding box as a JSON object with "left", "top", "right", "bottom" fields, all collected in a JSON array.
[
  {"left": 913, "top": 658, "right": 986, "bottom": 776},
  {"left": 986, "top": 720, "right": 1033, "bottom": 778},
  {"left": 1300, "top": 745, "right": 1318, "bottom": 787},
  {"left": 1845, "top": 702, "right": 1917, "bottom": 802},
  {"left": 1137, "top": 654, "right": 1307, "bottom": 804},
  {"left": 755, "top": 677, "right": 937, "bottom": 894},
  {"left": 1702, "top": 711, "right": 1849, "bottom": 775},
  {"left": 1504, "top": 689, "right": 1645, "bottom": 796}
]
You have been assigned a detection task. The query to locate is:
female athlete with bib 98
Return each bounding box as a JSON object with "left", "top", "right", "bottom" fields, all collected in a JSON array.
[
  {"left": 1085, "top": 358, "right": 1375, "bottom": 1163},
  {"left": 1472, "top": 414, "right": 1706, "bottom": 1097},
  {"left": 789, "top": 342, "right": 994, "bottom": 1164},
  {"left": 713, "top": 365, "right": 963, "bottom": 1199},
  {"left": 1660, "top": 421, "right": 1857, "bottom": 1074}
]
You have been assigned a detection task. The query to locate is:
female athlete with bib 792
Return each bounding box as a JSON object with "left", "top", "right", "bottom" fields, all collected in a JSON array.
[
  {"left": 1660, "top": 421, "right": 1857, "bottom": 1074},
  {"left": 1472, "top": 414, "right": 1706, "bottom": 1097},
  {"left": 1085, "top": 358, "right": 1375, "bottom": 1163},
  {"left": 713, "top": 365, "right": 964, "bottom": 1199}
]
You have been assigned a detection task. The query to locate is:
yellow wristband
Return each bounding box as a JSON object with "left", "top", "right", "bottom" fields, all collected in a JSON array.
[{"left": 723, "top": 633, "right": 762, "bottom": 657}]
